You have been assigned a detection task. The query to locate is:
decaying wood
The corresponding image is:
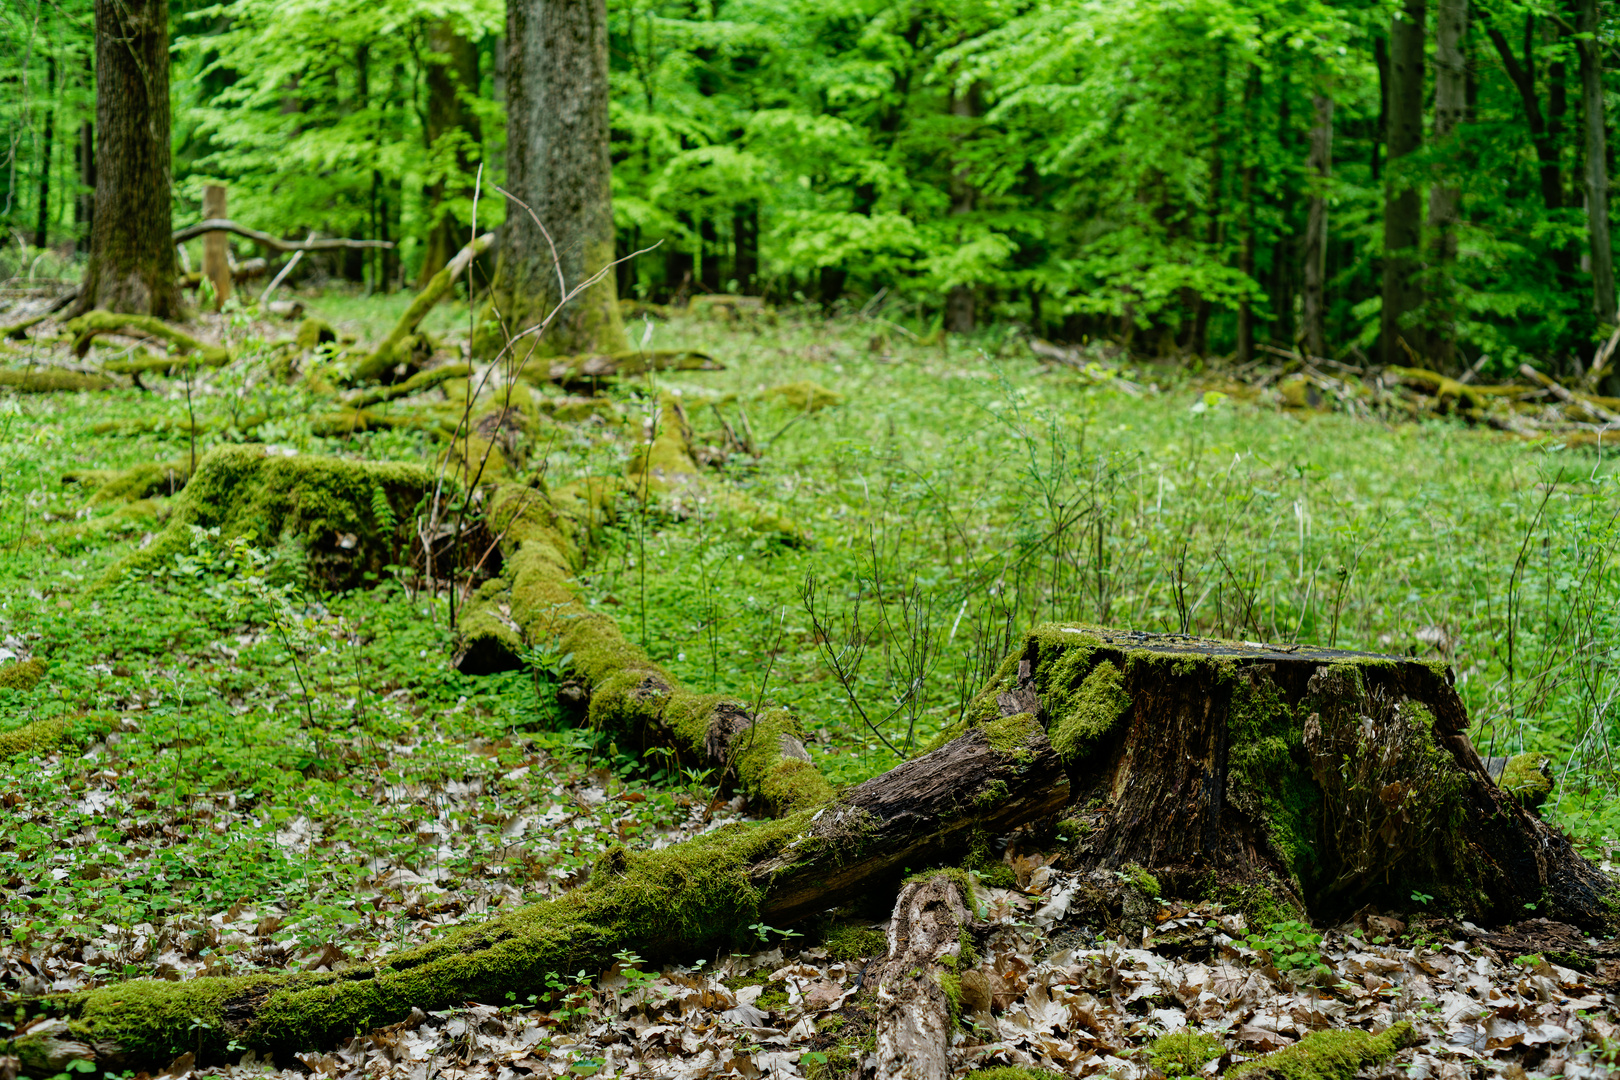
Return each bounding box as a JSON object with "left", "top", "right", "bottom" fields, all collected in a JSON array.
[
  {"left": 524, "top": 349, "right": 722, "bottom": 385},
  {"left": 170, "top": 219, "right": 394, "bottom": 251},
  {"left": 873, "top": 875, "right": 972, "bottom": 1080},
  {"left": 351, "top": 232, "right": 493, "bottom": 384},
  {"left": 65, "top": 312, "right": 230, "bottom": 367},
  {"left": 25, "top": 714, "right": 1066, "bottom": 1071},
  {"left": 1519, "top": 362, "right": 1620, "bottom": 425},
  {"left": 1, "top": 289, "right": 78, "bottom": 339}
]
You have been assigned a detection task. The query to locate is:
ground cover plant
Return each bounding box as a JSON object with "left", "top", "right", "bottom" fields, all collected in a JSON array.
[{"left": 1, "top": 297, "right": 1618, "bottom": 1079}]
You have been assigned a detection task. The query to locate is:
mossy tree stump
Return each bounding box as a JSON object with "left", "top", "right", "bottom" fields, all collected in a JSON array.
[{"left": 963, "top": 625, "right": 1612, "bottom": 926}]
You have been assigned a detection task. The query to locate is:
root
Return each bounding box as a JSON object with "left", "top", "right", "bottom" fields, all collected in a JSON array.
[{"left": 65, "top": 312, "right": 230, "bottom": 367}]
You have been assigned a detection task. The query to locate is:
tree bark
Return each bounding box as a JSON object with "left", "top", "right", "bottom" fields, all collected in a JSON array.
[
  {"left": 1303, "top": 94, "right": 1332, "bottom": 358},
  {"left": 733, "top": 201, "right": 758, "bottom": 293},
  {"left": 1427, "top": 0, "right": 1468, "bottom": 370},
  {"left": 75, "top": 118, "right": 94, "bottom": 251},
  {"left": 35, "top": 56, "right": 55, "bottom": 250},
  {"left": 1577, "top": 0, "right": 1616, "bottom": 330},
  {"left": 482, "top": 0, "right": 629, "bottom": 356},
  {"left": 873, "top": 875, "right": 971, "bottom": 1080},
  {"left": 1381, "top": 0, "right": 1426, "bottom": 366},
  {"left": 944, "top": 83, "right": 981, "bottom": 335},
  {"left": 417, "top": 21, "right": 483, "bottom": 286},
  {"left": 201, "top": 185, "right": 232, "bottom": 309},
  {"left": 69, "top": 0, "right": 182, "bottom": 319}
]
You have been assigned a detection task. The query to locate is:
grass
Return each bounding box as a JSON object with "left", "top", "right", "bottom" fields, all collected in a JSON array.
[{"left": 0, "top": 299, "right": 1617, "bottom": 986}]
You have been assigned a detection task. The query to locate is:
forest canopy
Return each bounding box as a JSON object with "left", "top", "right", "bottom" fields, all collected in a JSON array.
[{"left": 5, "top": 0, "right": 1620, "bottom": 372}]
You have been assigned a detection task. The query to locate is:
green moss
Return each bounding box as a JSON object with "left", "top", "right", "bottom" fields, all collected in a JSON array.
[
  {"left": 0, "top": 717, "right": 67, "bottom": 757},
  {"left": 1048, "top": 659, "right": 1130, "bottom": 765},
  {"left": 68, "top": 813, "right": 810, "bottom": 1063},
  {"left": 815, "top": 1015, "right": 847, "bottom": 1034},
  {"left": 978, "top": 711, "right": 1042, "bottom": 761},
  {"left": 0, "top": 656, "right": 47, "bottom": 692},
  {"left": 0, "top": 369, "right": 113, "bottom": 392},
  {"left": 937, "top": 970, "right": 963, "bottom": 1024},
  {"left": 1146, "top": 1030, "right": 1224, "bottom": 1075},
  {"left": 72, "top": 461, "right": 192, "bottom": 504},
  {"left": 101, "top": 446, "right": 436, "bottom": 589},
  {"left": 965, "top": 1069, "right": 1066, "bottom": 1080},
  {"left": 294, "top": 317, "right": 337, "bottom": 352},
  {"left": 64, "top": 311, "right": 229, "bottom": 367},
  {"left": 1499, "top": 753, "right": 1554, "bottom": 808},
  {"left": 1122, "top": 862, "right": 1161, "bottom": 899},
  {"left": 760, "top": 380, "right": 842, "bottom": 413},
  {"left": 1226, "top": 1022, "right": 1417, "bottom": 1080},
  {"left": 821, "top": 922, "right": 887, "bottom": 961},
  {"left": 1225, "top": 668, "right": 1320, "bottom": 890}
]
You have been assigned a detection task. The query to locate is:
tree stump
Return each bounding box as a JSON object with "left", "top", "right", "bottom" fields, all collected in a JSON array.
[{"left": 961, "top": 625, "right": 1612, "bottom": 927}]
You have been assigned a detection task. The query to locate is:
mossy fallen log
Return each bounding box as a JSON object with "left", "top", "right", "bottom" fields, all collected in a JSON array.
[
  {"left": 0, "top": 368, "right": 113, "bottom": 392},
  {"left": 64, "top": 312, "right": 230, "bottom": 367},
  {"left": 99, "top": 446, "right": 438, "bottom": 591},
  {"left": 958, "top": 625, "right": 1613, "bottom": 927},
  {"left": 343, "top": 364, "right": 471, "bottom": 408},
  {"left": 1386, "top": 365, "right": 1488, "bottom": 413},
  {"left": 518, "top": 349, "right": 722, "bottom": 386},
  {"left": 352, "top": 233, "right": 492, "bottom": 384},
  {"left": 1227, "top": 1021, "right": 1418, "bottom": 1080},
  {"left": 65, "top": 461, "right": 193, "bottom": 503},
  {"left": 26, "top": 713, "right": 1067, "bottom": 1071},
  {"left": 461, "top": 481, "right": 829, "bottom": 816},
  {"left": 872, "top": 873, "right": 972, "bottom": 1080}
]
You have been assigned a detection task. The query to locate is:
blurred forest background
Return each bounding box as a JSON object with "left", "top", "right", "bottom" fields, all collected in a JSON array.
[{"left": 4, "top": 0, "right": 1620, "bottom": 376}]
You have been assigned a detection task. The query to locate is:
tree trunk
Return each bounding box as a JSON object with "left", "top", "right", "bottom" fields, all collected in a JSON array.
[
  {"left": 1381, "top": 0, "right": 1426, "bottom": 366},
  {"left": 35, "top": 56, "right": 55, "bottom": 250},
  {"left": 1303, "top": 94, "right": 1332, "bottom": 358},
  {"left": 944, "top": 82, "right": 981, "bottom": 335},
  {"left": 1577, "top": 0, "right": 1616, "bottom": 330},
  {"left": 482, "top": 0, "right": 629, "bottom": 356},
  {"left": 416, "top": 20, "right": 483, "bottom": 287},
  {"left": 733, "top": 200, "right": 758, "bottom": 293},
  {"left": 977, "top": 625, "right": 1611, "bottom": 926},
  {"left": 201, "top": 185, "right": 232, "bottom": 309},
  {"left": 75, "top": 118, "right": 94, "bottom": 251},
  {"left": 1427, "top": 0, "right": 1467, "bottom": 370},
  {"left": 1487, "top": 16, "right": 1564, "bottom": 213},
  {"left": 68, "top": 0, "right": 182, "bottom": 320},
  {"left": 1236, "top": 65, "right": 1260, "bottom": 364}
]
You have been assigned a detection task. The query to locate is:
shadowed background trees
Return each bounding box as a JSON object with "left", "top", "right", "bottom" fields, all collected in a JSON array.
[{"left": 4, "top": 0, "right": 1620, "bottom": 374}]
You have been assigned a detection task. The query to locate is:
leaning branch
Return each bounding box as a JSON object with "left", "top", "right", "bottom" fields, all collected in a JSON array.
[
  {"left": 350, "top": 232, "right": 494, "bottom": 384},
  {"left": 170, "top": 219, "right": 394, "bottom": 251}
]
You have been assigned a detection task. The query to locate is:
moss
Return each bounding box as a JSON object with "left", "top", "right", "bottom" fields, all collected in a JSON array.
[
  {"left": 101, "top": 446, "right": 436, "bottom": 590},
  {"left": 937, "top": 970, "right": 963, "bottom": 1025},
  {"left": 67, "top": 461, "right": 193, "bottom": 504},
  {"left": 978, "top": 711, "right": 1042, "bottom": 762},
  {"left": 64, "top": 312, "right": 229, "bottom": 367},
  {"left": 760, "top": 380, "right": 842, "bottom": 413},
  {"left": 294, "top": 317, "right": 337, "bottom": 352},
  {"left": 1048, "top": 659, "right": 1130, "bottom": 765},
  {"left": 821, "top": 922, "right": 887, "bottom": 961},
  {"left": 965, "top": 1069, "right": 1066, "bottom": 1080},
  {"left": 0, "top": 369, "right": 113, "bottom": 392},
  {"left": 66, "top": 813, "right": 811, "bottom": 1063},
  {"left": 1122, "top": 862, "right": 1161, "bottom": 899},
  {"left": 1146, "top": 1030, "right": 1224, "bottom": 1075},
  {"left": 1498, "top": 753, "right": 1553, "bottom": 808},
  {"left": 1226, "top": 1022, "right": 1417, "bottom": 1080},
  {"left": 0, "top": 717, "right": 67, "bottom": 757},
  {"left": 815, "top": 1014, "right": 847, "bottom": 1034},
  {"left": 1225, "top": 668, "right": 1320, "bottom": 891},
  {"left": 0, "top": 656, "right": 47, "bottom": 692}
]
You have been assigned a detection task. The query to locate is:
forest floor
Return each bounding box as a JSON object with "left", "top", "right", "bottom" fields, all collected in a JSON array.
[{"left": 1, "top": 290, "right": 1618, "bottom": 1078}]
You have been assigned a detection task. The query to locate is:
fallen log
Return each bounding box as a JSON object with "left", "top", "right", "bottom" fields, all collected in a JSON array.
[
  {"left": 26, "top": 711, "right": 1067, "bottom": 1071},
  {"left": 1518, "top": 363, "right": 1620, "bottom": 425},
  {"left": 520, "top": 349, "right": 723, "bottom": 386},
  {"left": 65, "top": 312, "right": 230, "bottom": 367},
  {"left": 0, "top": 368, "right": 113, "bottom": 392},
  {"left": 352, "top": 233, "right": 493, "bottom": 384},
  {"left": 872, "top": 874, "right": 972, "bottom": 1080},
  {"left": 1, "top": 288, "right": 78, "bottom": 339},
  {"left": 962, "top": 625, "right": 1613, "bottom": 927},
  {"left": 170, "top": 219, "right": 394, "bottom": 251}
]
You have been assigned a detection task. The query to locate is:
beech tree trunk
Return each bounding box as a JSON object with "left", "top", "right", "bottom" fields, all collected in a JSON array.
[
  {"left": 1577, "top": 0, "right": 1617, "bottom": 330},
  {"left": 482, "top": 0, "right": 629, "bottom": 356},
  {"left": 35, "top": 56, "right": 55, "bottom": 250},
  {"left": 1381, "top": 0, "right": 1425, "bottom": 366},
  {"left": 944, "top": 82, "right": 981, "bottom": 335},
  {"left": 417, "top": 21, "right": 483, "bottom": 286},
  {"left": 69, "top": 0, "right": 182, "bottom": 320},
  {"left": 1427, "top": 0, "right": 1467, "bottom": 370},
  {"left": 1302, "top": 94, "right": 1332, "bottom": 358}
]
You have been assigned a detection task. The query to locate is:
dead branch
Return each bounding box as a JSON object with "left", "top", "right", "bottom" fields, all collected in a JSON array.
[{"left": 171, "top": 219, "right": 393, "bottom": 251}]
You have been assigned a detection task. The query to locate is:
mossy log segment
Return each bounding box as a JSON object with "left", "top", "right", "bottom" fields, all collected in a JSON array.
[
  {"left": 0, "top": 368, "right": 113, "bottom": 392},
  {"left": 519, "top": 349, "right": 722, "bottom": 386},
  {"left": 460, "top": 481, "right": 828, "bottom": 816},
  {"left": 343, "top": 363, "right": 471, "bottom": 408},
  {"left": 351, "top": 233, "right": 493, "bottom": 385},
  {"left": 98, "top": 446, "right": 437, "bottom": 591},
  {"left": 959, "top": 625, "right": 1613, "bottom": 926},
  {"left": 1226, "top": 1022, "right": 1418, "bottom": 1080},
  {"left": 26, "top": 712, "right": 1066, "bottom": 1071},
  {"left": 872, "top": 873, "right": 972, "bottom": 1080},
  {"left": 65, "top": 312, "right": 230, "bottom": 367}
]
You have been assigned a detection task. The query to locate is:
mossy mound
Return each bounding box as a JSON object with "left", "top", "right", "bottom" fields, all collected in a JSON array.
[
  {"left": 101, "top": 446, "right": 437, "bottom": 590},
  {"left": 821, "top": 921, "right": 888, "bottom": 961},
  {"left": 0, "top": 717, "right": 68, "bottom": 757},
  {"left": 1496, "top": 753, "right": 1554, "bottom": 809},
  {"left": 0, "top": 369, "right": 113, "bottom": 392},
  {"left": 65, "top": 461, "right": 192, "bottom": 504},
  {"left": 0, "top": 657, "right": 47, "bottom": 692},
  {"left": 761, "top": 380, "right": 842, "bottom": 413},
  {"left": 1145, "top": 1029, "right": 1223, "bottom": 1075},
  {"left": 1226, "top": 1022, "right": 1416, "bottom": 1080},
  {"left": 965, "top": 1068, "right": 1066, "bottom": 1080}
]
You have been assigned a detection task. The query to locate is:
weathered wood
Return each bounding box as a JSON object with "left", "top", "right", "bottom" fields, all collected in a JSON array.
[
  {"left": 873, "top": 875, "right": 972, "bottom": 1080},
  {"left": 200, "top": 185, "right": 232, "bottom": 308},
  {"left": 170, "top": 219, "right": 393, "bottom": 251},
  {"left": 519, "top": 349, "right": 723, "bottom": 385},
  {"left": 351, "top": 232, "right": 493, "bottom": 384},
  {"left": 28, "top": 715, "right": 1066, "bottom": 1072},
  {"left": 971, "top": 625, "right": 1613, "bottom": 927}
]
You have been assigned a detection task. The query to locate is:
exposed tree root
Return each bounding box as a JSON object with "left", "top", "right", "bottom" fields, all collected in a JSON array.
[
  {"left": 65, "top": 312, "right": 230, "bottom": 367},
  {"left": 519, "top": 349, "right": 722, "bottom": 387},
  {"left": 0, "top": 369, "right": 114, "bottom": 392},
  {"left": 343, "top": 364, "right": 471, "bottom": 408},
  {"left": 26, "top": 712, "right": 1067, "bottom": 1071}
]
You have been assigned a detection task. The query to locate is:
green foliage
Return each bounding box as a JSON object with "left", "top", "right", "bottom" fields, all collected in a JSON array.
[
  {"left": 1145, "top": 1029, "right": 1224, "bottom": 1077},
  {"left": 1243, "top": 920, "right": 1329, "bottom": 977}
]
